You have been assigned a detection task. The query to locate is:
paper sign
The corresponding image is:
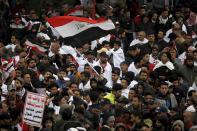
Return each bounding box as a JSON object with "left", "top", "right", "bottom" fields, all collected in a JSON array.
[{"left": 22, "top": 91, "right": 46, "bottom": 127}]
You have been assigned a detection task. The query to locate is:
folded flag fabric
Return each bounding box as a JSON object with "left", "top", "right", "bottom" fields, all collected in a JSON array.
[
  {"left": 24, "top": 39, "right": 47, "bottom": 53},
  {"left": 0, "top": 58, "right": 14, "bottom": 72},
  {"left": 46, "top": 16, "right": 115, "bottom": 47},
  {"left": 65, "top": 6, "right": 83, "bottom": 16}
]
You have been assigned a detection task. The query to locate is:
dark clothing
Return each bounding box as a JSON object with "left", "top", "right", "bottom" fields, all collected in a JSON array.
[
  {"left": 136, "top": 22, "right": 156, "bottom": 34},
  {"left": 156, "top": 18, "right": 173, "bottom": 32},
  {"left": 158, "top": 39, "right": 170, "bottom": 51},
  {"left": 178, "top": 65, "right": 197, "bottom": 87},
  {"left": 143, "top": 42, "right": 159, "bottom": 54}
]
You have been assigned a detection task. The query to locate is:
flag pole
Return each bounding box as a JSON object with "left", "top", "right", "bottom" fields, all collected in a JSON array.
[
  {"left": 74, "top": 48, "right": 99, "bottom": 75},
  {"left": 92, "top": 0, "right": 96, "bottom": 20}
]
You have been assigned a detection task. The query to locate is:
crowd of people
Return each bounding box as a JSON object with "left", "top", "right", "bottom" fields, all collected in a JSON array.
[{"left": 0, "top": 0, "right": 197, "bottom": 131}]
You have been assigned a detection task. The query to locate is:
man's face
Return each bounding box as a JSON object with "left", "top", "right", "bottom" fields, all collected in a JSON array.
[
  {"left": 114, "top": 44, "right": 120, "bottom": 51},
  {"left": 15, "top": 80, "right": 22, "bottom": 88},
  {"left": 152, "top": 13, "right": 158, "bottom": 20},
  {"left": 139, "top": 72, "right": 148, "bottom": 81},
  {"left": 139, "top": 9, "right": 146, "bottom": 15},
  {"left": 128, "top": 90, "right": 135, "bottom": 100},
  {"left": 143, "top": 54, "right": 150, "bottom": 63},
  {"left": 50, "top": 86, "right": 58, "bottom": 95},
  {"left": 43, "top": 71, "right": 52, "bottom": 80},
  {"left": 138, "top": 32, "right": 145, "bottom": 41},
  {"left": 84, "top": 66, "right": 90, "bottom": 72},
  {"left": 28, "top": 60, "right": 36, "bottom": 68},
  {"left": 173, "top": 124, "right": 182, "bottom": 131},
  {"left": 80, "top": 74, "right": 86, "bottom": 82},
  {"left": 51, "top": 42, "right": 60, "bottom": 54},
  {"left": 58, "top": 71, "right": 66, "bottom": 80},
  {"left": 24, "top": 74, "right": 31, "bottom": 84},
  {"left": 170, "top": 49, "right": 177, "bottom": 58},
  {"left": 70, "top": 65, "right": 76, "bottom": 73},
  {"left": 160, "top": 85, "right": 169, "bottom": 95},
  {"left": 66, "top": 56, "right": 73, "bottom": 64},
  {"left": 171, "top": 80, "right": 179, "bottom": 89},
  {"left": 112, "top": 73, "right": 119, "bottom": 83},
  {"left": 162, "top": 11, "right": 168, "bottom": 19},
  {"left": 147, "top": 34, "right": 155, "bottom": 42},
  {"left": 83, "top": 43, "right": 89, "bottom": 51},
  {"left": 157, "top": 31, "right": 164, "bottom": 39},
  {"left": 120, "top": 79, "right": 128, "bottom": 89},
  {"left": 186, "top": 59, "right": 194, "bottom": 68},
  {"left": 152, "top": 48, "right": 159, "bottom": 56},
  {"left": 87, "top": 54, "right": 94, "bottom": 62},
  {"left": 100, "top": 56, "right": 107, "bottom": 64},
  {"left": 185, "top": 35, "right": 192, "bottom": 44},
  {"left": 132, "top": 97, "right": 139, "bottom": 108},
  {"left": 144, "top": 94, "right": 153, "bottom": 103},
  {"left": 116, "top": 90, "right": 122, "bottom": 98},
  {"left": 18, "top": 58, "right": 26, "bottom": 68},
  {"left": 120, "top": 64, "right": 128, "bottom": 72},
  {"left": 11, "top": 36, "right": 17, "bottom": 44},
  {"left": 104, "top": 44, "right": 111, "bottom": 50},
  {"left": 194, "top": 53, "right": 197, "bottom": 62},
  {"left": 45, "top": 120, "right": 53, "bottom": 129}
]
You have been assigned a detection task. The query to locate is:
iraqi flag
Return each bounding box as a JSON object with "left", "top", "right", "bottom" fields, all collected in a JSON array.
[
  {"left": 65, "top": 6, "right": 83, "bottom": 16},
  {"left": 46, "top": 16, "right": 115, "bottom": 47},
  {"left": 24, "top": 39, "right": 47, "bottom": 53}
]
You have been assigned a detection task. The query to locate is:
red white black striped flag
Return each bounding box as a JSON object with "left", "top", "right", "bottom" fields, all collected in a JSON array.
[
  {"left": 24, "top": 39, "right": 47, "bottom": 53},
  {"left": 46, "top": 16, "right": 115, "bottom": 46}
]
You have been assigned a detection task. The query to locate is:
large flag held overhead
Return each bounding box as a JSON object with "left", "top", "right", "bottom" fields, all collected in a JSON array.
[{"left": 46, "top": 16, "right": 115, "bottom": 47}]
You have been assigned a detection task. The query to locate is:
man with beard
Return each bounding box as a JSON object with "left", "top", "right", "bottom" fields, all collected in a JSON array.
[
  {"left": 5, "top": 33, "right": 20, "bottom": 53},
  {"left": 94, "top": 52, "right": 112, "bottom": 88},
  {"left": 179, "top": 56, "right": 197, "bottom": 87},
  {"left": 68, "top": 62, "right": 80, "bottom": 84},
  {"left": 79, "top": 71, "right": 91, "bottom": 91},
  {"left": 27, "top": 58, "right": 39, "bottom": 78}
]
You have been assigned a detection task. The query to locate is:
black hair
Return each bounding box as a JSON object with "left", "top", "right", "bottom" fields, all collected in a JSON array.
[
  {"left": 139, "top": 70, "right": 148, "bottom": 75},
  {"left": 114, "top": 41, "right": 121, "bottom": 46},
  {"left": 10, "top": 108, "right": 22, "bottom": 121},
  {"left": 61, "top": 88, "right": 69, "bottom": 97},
  {"left": 84, "top": 63, "right": 90, "bottom": 67},
  {"left": 27, "top": 58, "right": 35, "bottom": 65},
  {"left": 49, "top": 82, "right": 59, "bottom": 90},
  {"left": 89, "top": 91, "right": 99, "bottom": 103},
  {"left": 52, "top": 95, "right": 64, "bottom": 106},
  {"left": 133, "top": 95, "right": 143, "bottom": 102},
  {"left": 188, "top": 90, "right": 196, "bottom": 98},
  {"left": 74, "top": 106, "right": 85, "bottom": 115},
  {"left": 81, "top": 71, "right": 90, "bottom": 79},
  {"left": 62, "top": 108, "right": 72, "bottom": 121},
  {"left": 121, "top": 77, "right": 130, "bottom": 85},
  {"left": 160, "top": 81, "right": 169, "bottom": 87},
  {"left": 141, "top": 64, "right": 149, "bottom": 70},
  {"left": 124, "top": 71, "right": 134, "bottom": 82},
  {"left": 112, "top": 67, "right": 120, "bottom": 75},
  {"left": 93, "top": 66, "right": 102, "bottom": 74}
]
